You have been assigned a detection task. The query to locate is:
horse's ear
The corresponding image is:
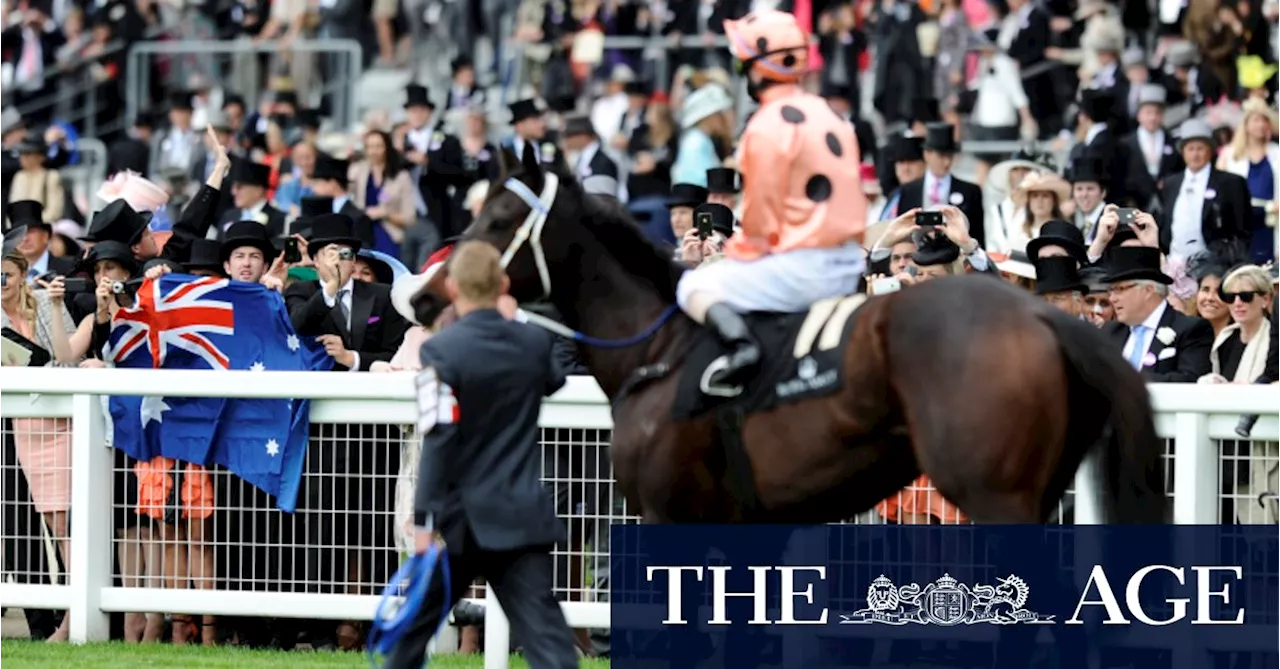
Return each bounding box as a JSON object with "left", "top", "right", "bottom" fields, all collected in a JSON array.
[
  {"left": 520, "top": 141, "right": 544, "bottom": 192},
  {"left": 498, "top": 146, "right": 520, "bottom": 180}
]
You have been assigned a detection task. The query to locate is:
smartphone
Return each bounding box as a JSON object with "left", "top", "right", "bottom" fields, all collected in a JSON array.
[
  {"left": 62, "top": 277, "right": 88, "bottom": 293},
  {"left": 1117, "top": 208, "right": 1138, "bottom": 226},
  {"left": 916, "top": 211, "right": 943, "bottom": 227},
  {"left": 284, "top": 238, "right": 302, "bottom": 264},
  {"left": 695, "top": 212, "right": 713, "bottom": 240},
  {"left": 905, "top": 265, "right": 919, "bottom": 278},
  {"left": 872, "top": 276, "right": 902, "bottom": 295}
]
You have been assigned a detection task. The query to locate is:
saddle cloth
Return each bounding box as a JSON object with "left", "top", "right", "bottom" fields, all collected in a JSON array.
[{"left": 671, "top": 294, "right": 866, "bottom": 421}]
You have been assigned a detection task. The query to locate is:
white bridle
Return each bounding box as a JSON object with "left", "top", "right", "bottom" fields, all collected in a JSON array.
[{"left": 499, "top": 173, "right": 559, "bottom": 299}]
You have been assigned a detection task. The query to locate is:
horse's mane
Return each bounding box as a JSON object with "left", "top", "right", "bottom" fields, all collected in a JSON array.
[{"left": 496, "top": 163, "right": 685, "bottom": 303}]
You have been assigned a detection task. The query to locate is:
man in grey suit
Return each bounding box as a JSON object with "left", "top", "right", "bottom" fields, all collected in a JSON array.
[{"left": 390, "top": 241, "right": 577, "bottom": 669}]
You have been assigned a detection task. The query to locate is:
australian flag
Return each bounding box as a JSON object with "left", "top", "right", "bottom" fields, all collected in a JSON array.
[{"left": 107, "top": 275, "right": 332, "bottom": 512}]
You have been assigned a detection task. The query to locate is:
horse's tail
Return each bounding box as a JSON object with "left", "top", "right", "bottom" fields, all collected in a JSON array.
[{"left": 1040, "top": 308, "right": 1168, "bottom": 523}]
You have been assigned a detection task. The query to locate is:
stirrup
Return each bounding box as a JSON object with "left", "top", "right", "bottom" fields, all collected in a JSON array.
[{"left": 700, "top": 355, "right": 744, "bottom": 398}]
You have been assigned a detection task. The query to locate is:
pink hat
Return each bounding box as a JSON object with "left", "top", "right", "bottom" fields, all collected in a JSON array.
[{"left": 97, "top": 171, "right": 170, "bottom": 212}]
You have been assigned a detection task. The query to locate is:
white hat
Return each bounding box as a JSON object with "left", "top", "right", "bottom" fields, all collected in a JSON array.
[
  {"left": 391, "top": 258, "right": 450, "bottom": 326},
  {"left": 681, "top": 85, "right": 734, "bottom": 130}
]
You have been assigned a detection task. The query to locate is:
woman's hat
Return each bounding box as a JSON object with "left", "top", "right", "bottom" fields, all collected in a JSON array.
[
  {"left": 1240, "top": 96, "right": 1278, "bottom": 134},
  {"left": 1025, "top": 219, "right": 1089, "bottom": 265},
  {"left": 357, "top": 248, "right": 409, "bottom": 285},
  {"left": 666, "top": 183, "right": 708, "bottom": 209},
  {"left": 1079, "top": 265, "right": 1111, "bottom": 294},
  {"left": 97, "top": 171, "right": 170, "bottom": 212},
  {"left": 1175, "top": 118, "right": 1215, "bottom": 150},
  {"left": 680, "top": 85, "right": 733, "bottom": 130},
  {"left": 83, "top": 200, "right": 150, "bottom": 245},
  {"left": 922, "top": 123, "right": 960, "bottom": 154},
  {"left": 7, "top": 200, "right": 48, "bottom": 232},
  {"left": 1013, "top": 172, "right": 1071, "bottom": 206},
  {"left": 393, "top": 243, "right": 455, "bottom": 325},
  {"left": 405, "top": 84, "right": 434, "bottom": 109},
  {"left": 78, "top": 240, "right": 138, "bottom": 276},
  {"left": 2, "top": 226, "right": 26, "bottom": 259},
  {"left": 989, "top": 146, "right": 1054, "bottom": 192},
  {"left": 706, "top": 168, "right": 740, "bottom": 194},
  {"left": 220, "top": 220, "right": 278, "bottom": 263},
  {"left": 508, "top": 99, "right": 543, "bottom": 123},
  {"left": 1101, "top": 246, "right": 1173, "bottom": 284},
  {"left": 304, "top": 214, "right": 361, "bottom": 256},
  {"left": 693, "top": 203, "right": 735, "bottom": 237},
  {"left": 185, "top": 239, "right": 225, "bottom": 272},
  {"left": 1033, "top": 255, "right": 1087, "bottom": 295}
]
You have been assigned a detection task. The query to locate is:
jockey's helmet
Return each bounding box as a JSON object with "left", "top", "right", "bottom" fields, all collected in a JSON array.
[{"left": 723, "top": 10, "right": 809, "bottom": 85}]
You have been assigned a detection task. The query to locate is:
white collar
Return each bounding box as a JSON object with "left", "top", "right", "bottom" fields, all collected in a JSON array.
[
  {"left": 244, "top": 199, "right": 267, "bottom": 216},
  {"left": 1085, "top": 122, "right": 1107, "bottom": 144},
  {"left": 332, "top": 195, "right": 348, "bottom": 212},
  {"left": 1083, "top": 203, "right": 1105, "bottom": 221},
  {"left": 1139, "top": 299, "right": 1167, "bottom": 331},
  {"left": 576, "top": 141, "right": 600, "bottom": 173},
  {"left": 1184, "top": 165, "right": 1211, "bottom": 183}
]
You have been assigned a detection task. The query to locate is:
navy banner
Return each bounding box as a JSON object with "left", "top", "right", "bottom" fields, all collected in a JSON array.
[{"left": 609, "top": 525, "right": 1278, "bottom": 668}]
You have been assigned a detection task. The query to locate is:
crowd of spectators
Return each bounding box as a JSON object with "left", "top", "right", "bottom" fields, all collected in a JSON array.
[{"left": 0, "top": 0, "right": 1278, "bottom": 658}]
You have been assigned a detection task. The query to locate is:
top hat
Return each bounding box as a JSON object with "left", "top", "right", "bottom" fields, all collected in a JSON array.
[
  {"left": 1078, "top": 88, "right": 1116, "bottom": 122},
  {"left": 1175, "top": 118, "right": 1215, "bottom": 150},
  {"left": 885, "top": 133, "right": 925, "bottom": 163},
  {"left": 624, "top": 81, "right": 652, "bottom": 97},
  {"left": 84, "top": 200, "right": 150, "bottom": 245},
  {"left": 910, "top": 228, "right": 962, "bottom": 266},
  {"left": 133, "top": 111, "right": 155, "bottom": 129},
  {"left": 819, "top": 81, "right": 855, "bottom": 103},
  {"left": 693, "top": 203, "right": 735, "bottom": 237},
  {"left": 273, "top": 90, "right": 298, "bottom": 108},
  {"left": 16, "top": 138, "right": 46, "bottom": 155},
  {"left": 168, "top": 91, "right": 194, "bottom": 112},
  {"left": 300, "top": 195, "right": 335, "bottom": 218},
  {"left": 222, "top": 93, "right": 246, "bottom": 110},
  {"left": 923, "top": 123, "right": 960, "bottom": 153},
  {"left": 1079, "top": 265, "right": 1110, "bottom": 294},
  {"left": 304, "top": 214, "right": 362, "bottom": 257},
  {"left": 1026, "top": 219, "right": 1088, "bottom": 265},
  {"left": 229, "top": 158, "right": 271, "bottom": 188},
  {"left": 911, "top": 97, "right": 941, "bottom": 125},
  {"left": 509, "top": 99, "right": 543, "bottom": 123},
  {"left": 78, "top": 240, "right": 138, "bottom": 276},
  {"left": 295, "top": 108, "right": 321, "bottom": 130},
  {"left": 405, "top": 84, "right": 434, "bottom": 109},
  {"left": 185, "top": 238, "right": 225, "bottom": 272},
  {"left": 562, "top": 114, "right": 595, "bottom": 137},
  {"left": 1136, "top": 83, "right": 1168, "bottom": 109},
  {"left": 2, "top": 226, "right": 25, "bottom": 259},
  {"left": 667, "top": 183, "right": 708, "bottom": 209},
  {"left": 8, "top": 200, "right": 49, "bottom": 232},
  {"left": 311, "top": 155, "right": 350, "bottom": 184},
  {"left": 1, "top": 106, "right": 24, "bottom": 135},
  {"left": 221, "top": 220, "right": 278, "bottom": 263},
  {"left": 451, "top": 57, "right": 474, "bottom": 74},
  {"left": 706, "top": 168, "right": 740, "bottom": 194},
  {"left": 1034, "top": 255, "right": 1087, "bottom": 295},
  {"left": 1101, "top": 246, "right": 1172, "bottom": 284},
  {"left": 1068, "top": 157, "right": 1110, "bottom": 185}
]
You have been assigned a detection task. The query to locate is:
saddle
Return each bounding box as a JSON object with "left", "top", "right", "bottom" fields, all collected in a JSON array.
[{"left": 671, "top": 294, "right": 867, "bottom": 421}]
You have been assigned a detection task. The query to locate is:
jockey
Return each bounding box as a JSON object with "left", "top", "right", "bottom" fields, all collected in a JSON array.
[{"left": 675, "top": 9, "right": 867, "bottom": 387}]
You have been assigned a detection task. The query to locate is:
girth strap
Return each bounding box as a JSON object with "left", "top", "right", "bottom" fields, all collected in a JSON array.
[{"left": 716, "top": 406, "right": 761, "bottom": 518}]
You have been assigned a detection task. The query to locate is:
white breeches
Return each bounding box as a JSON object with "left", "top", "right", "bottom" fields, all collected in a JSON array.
[{"left": 676, "top": 242, "right": 867, "bottom": 315}]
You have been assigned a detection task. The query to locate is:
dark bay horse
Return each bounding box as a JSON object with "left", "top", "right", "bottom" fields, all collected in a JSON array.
[{"left": 418, "top": 146, "right": 1167, "bottom": 525}]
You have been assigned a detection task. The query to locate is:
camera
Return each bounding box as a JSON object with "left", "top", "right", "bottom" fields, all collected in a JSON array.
[
  {"left": 1117, "top": 208, "right": 1139, "bottom": 227},
  {"left": 111, "top": 281, "right": 127, "bottom": 294},
  {"left": 916, "top": 211, "right": 943, "bottom": 227},
  {"left": 872, "top": 276, "right": 902, "bottom": 295},
  {"left": 338, "top": 248, "right": 355, "bottom": 261}
]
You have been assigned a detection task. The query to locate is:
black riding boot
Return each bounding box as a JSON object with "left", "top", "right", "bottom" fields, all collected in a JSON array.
[{"left": 704, "top": 303, "right": 761, "bottom": 387}]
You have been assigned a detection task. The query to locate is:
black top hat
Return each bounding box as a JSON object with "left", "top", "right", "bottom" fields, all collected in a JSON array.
[
  {"left": 133, "top": 111, "right": 155, "bottom": 129},
  {"left": 222, "top": 93, "right": 246, "bottom": 110},
  {"left": 885, "top": 134, "right": 925, "bottom": 163},
  {"left": 1026, "top": 219, "right": 1088, "bottom": 265},
  {"left": 295, "top": 108, "right": 321, "bottom": 130},
  {"left": 1079, "top": 265, "right": 1110, "bottom": 294},
  {"left": 2, "top": 225, "right": 25, "bottom": 258},
  {"left": 305, "top": 214, "right": 361, "bottom": 257},
  {"left": 405, "top": 84, "right": 434, "bottom": 109},
  {"left": 311, "top": 155, "right": 350, "bottom": 184},
  {"left": 78, "top": 240, "right": 138, "bottom": 276},
  {"left": 562, "top": 114, "right": 594, "bottom": 137},
  {"left": 16, "top": 138, "right": 46, "bottom": 155},
  {"left": 693, "top": 203, "right": 735, "bottom": 237},
  {"left": 911, "top": 228, "right": 961, "bottom": 266},
  {"left": 451, "top": 57, "right": 474, "bottom": 74},
  {"left": 1101, "top": 246, "right": 1172, "bottom": 284},
  {"left": 923, "top": 123, "right": 961, "bottom": 153},
  {"left": 273, "top": 90, "right": 298, "bottom": 107},
  {"left": 229, "top": 158, "right": 271, "bottom": 188},
  {"left": 84, "top": 200, "right": 150, "bottom": 245},
  {"left": 624, "top": 80, "right": 652, "bottom": 97},
  {"left": 911, "top": 97, "right": 941, "bottom": 125},
  {"left": 549, "top": 96, "right": 578, "bottom": 113},
  {"left": 221, "top": 220, "right": 278, "bottom": 263},
  {"left": 706, "top": 168, "right": 740, "bottom": 194},
  {"left": 1034, "top": 255, "right": 1087, "bottom": 294},
  {"left": 185, "top": 238, "right": 224, "bottom": 272},
  {"left": 8, "top": 200, "right": 49, "bottom": 231},
  {"left": 168, "top": 91, "right": 194, "bottom": 112},
  {"left": 509, "top": 99, "right": 542, "bottom": 123},
  {"left": 667, "top": 183, "right": 708, "bottom": 209},
  {"left": 820, "top": 81, "right": 855, "bottom": 102},
  {"left": 1068, "top": 157, "right": 1109, "bottom": 185},
  {"left": 1078, "top": 88, "right": 1116, "bottom": 122},
  {"left": 300, "top": 195, "right": 335, "bottom": 218}
]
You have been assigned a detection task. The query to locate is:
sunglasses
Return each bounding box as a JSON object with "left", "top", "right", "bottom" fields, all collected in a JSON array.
[{"left": 1219, "top": 289, "right": 1262, "bottom": 304}]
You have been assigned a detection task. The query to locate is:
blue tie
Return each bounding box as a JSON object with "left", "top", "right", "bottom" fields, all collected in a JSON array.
[
  {"left": 27, "top": 268, "right": 39, "bottom": 283},
  {"left": 1127, "top": 325, "right": 1149, "bottom": 370}
]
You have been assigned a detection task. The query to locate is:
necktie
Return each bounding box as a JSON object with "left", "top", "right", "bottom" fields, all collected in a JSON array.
[
  {"left": 19, "top": 30, "right": 39, "bottom": 82},
  {"left": 27, "top": 268, "right": 39, "bottom": 283},
  {"left": 1145, "top": 134, "right": 1160, "bottom": 177},
  {"left": 337, "top": 288, "right": 351, "bottom": 330},
  {"left": 929, "top": 178, "right": 941, "bottom": 208},
  {"left": 1127, "top": 325, "right": 1149, "bottom": 370}
]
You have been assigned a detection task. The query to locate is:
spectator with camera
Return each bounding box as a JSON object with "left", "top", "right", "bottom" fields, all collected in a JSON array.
[
  {"left": 679, "top": 203, "right": 733, "bottom": 267},
  {"left": 866, "top": 207, "right": 994, "bottom": 295}
]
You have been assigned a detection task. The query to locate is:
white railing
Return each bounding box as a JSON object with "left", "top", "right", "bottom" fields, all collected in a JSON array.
[{"left": 1, "top": 368, "right": 1276, "bottom": 669}]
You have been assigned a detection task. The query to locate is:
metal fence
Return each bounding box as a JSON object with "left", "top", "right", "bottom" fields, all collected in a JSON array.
[
  {"left": 124, "top": 39, "right": 365, "bottom": 132},
  {"left": 0, "top": 369, "right": 1276, "bottom": 669}
]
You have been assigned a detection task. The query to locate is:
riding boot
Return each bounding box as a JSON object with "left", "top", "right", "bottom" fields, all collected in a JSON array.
[{"left": 704, "top": 303, "right": 761, "bottom": 387}]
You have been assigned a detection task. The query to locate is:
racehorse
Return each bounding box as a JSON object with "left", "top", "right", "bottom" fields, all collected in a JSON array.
[{"left": 414, "top": 145, "right": 1167, "bottom": 525}]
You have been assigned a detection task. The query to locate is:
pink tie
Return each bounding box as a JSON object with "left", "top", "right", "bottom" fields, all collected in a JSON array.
[
  {"left": 929, "top": 179, "right": 941, "bottom": 208},
  {"left": 19, "top": 31, "right": 39, "bottom": 81}
]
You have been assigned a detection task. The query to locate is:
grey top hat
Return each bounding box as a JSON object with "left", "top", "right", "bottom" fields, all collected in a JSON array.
[
  {"left": 1, "top": 107, "right": 23, "bottom": 135},
  {"left": 1175, "top": 118, "right": 1215, "bottom": 149},
  {"left": 1136, "top": 84, "right": 1167, "bottom": 108}
]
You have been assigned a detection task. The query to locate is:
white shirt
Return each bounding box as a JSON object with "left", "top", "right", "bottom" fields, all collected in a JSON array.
[
  {"left": 1136, "top": 127, "right": 1166, "bottom": 177},
  {"left": 922, "top": 171, "right": 952, "bottom": 209},
  {"left": 228, "top": 199, "right": 268, "bottom": 232},
  {"left": 332, "top": 196, "right": 349, "bottom": 213},
  {"left": 1170, "top": 166, "right": 1211, "bottom": 258},
  {"left": 26, "top": 249, "right": 50, "bottom": 284},
  {"left": 973, "top": 54, "right": 1028, "bottom": 128},
  {"left": 163, "top": 127, "right": 196, "bottom": 171},
  {"left": 1122, "top": 300, "right": 1167, "bottom": 368},
  {"left": 1084, "top": 122, "right": 1108, "bottom": 147},
  {"left": 511, "top": 136, "right": 543, "bottom": 163},
  {"left": 1091, "top": 62, "right": 1118, "bottom": 89},
  {"left": 320, "top": 277, "right": 361, "bottom": 372},
  {"left": 1077, "top": 203, "right": 1105, "bottom": 243},
  {"left": 406, "top": 122, "right": 434, "bottom": 154},
  {"left": 589, "top": 92, "right": 629, "bottom": 144}
]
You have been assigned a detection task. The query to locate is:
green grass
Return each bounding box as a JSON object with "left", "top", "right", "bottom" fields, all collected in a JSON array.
[{"left": 0, "top": 640, "right": 612, "bottom": 668}]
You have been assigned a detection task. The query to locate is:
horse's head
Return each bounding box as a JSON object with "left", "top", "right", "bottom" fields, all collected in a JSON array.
[{"left": 465, "top": 141, "right": 580, "bottom": 303}]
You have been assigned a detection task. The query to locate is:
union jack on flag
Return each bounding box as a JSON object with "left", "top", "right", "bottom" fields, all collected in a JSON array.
[{"left": 109, "top": 276, "right": 235, "bottom": 370}]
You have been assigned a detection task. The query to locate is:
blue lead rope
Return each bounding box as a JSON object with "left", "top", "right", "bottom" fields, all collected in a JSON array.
[{"left": 368, "top": 544, "right": 452, "bottom": 667}]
